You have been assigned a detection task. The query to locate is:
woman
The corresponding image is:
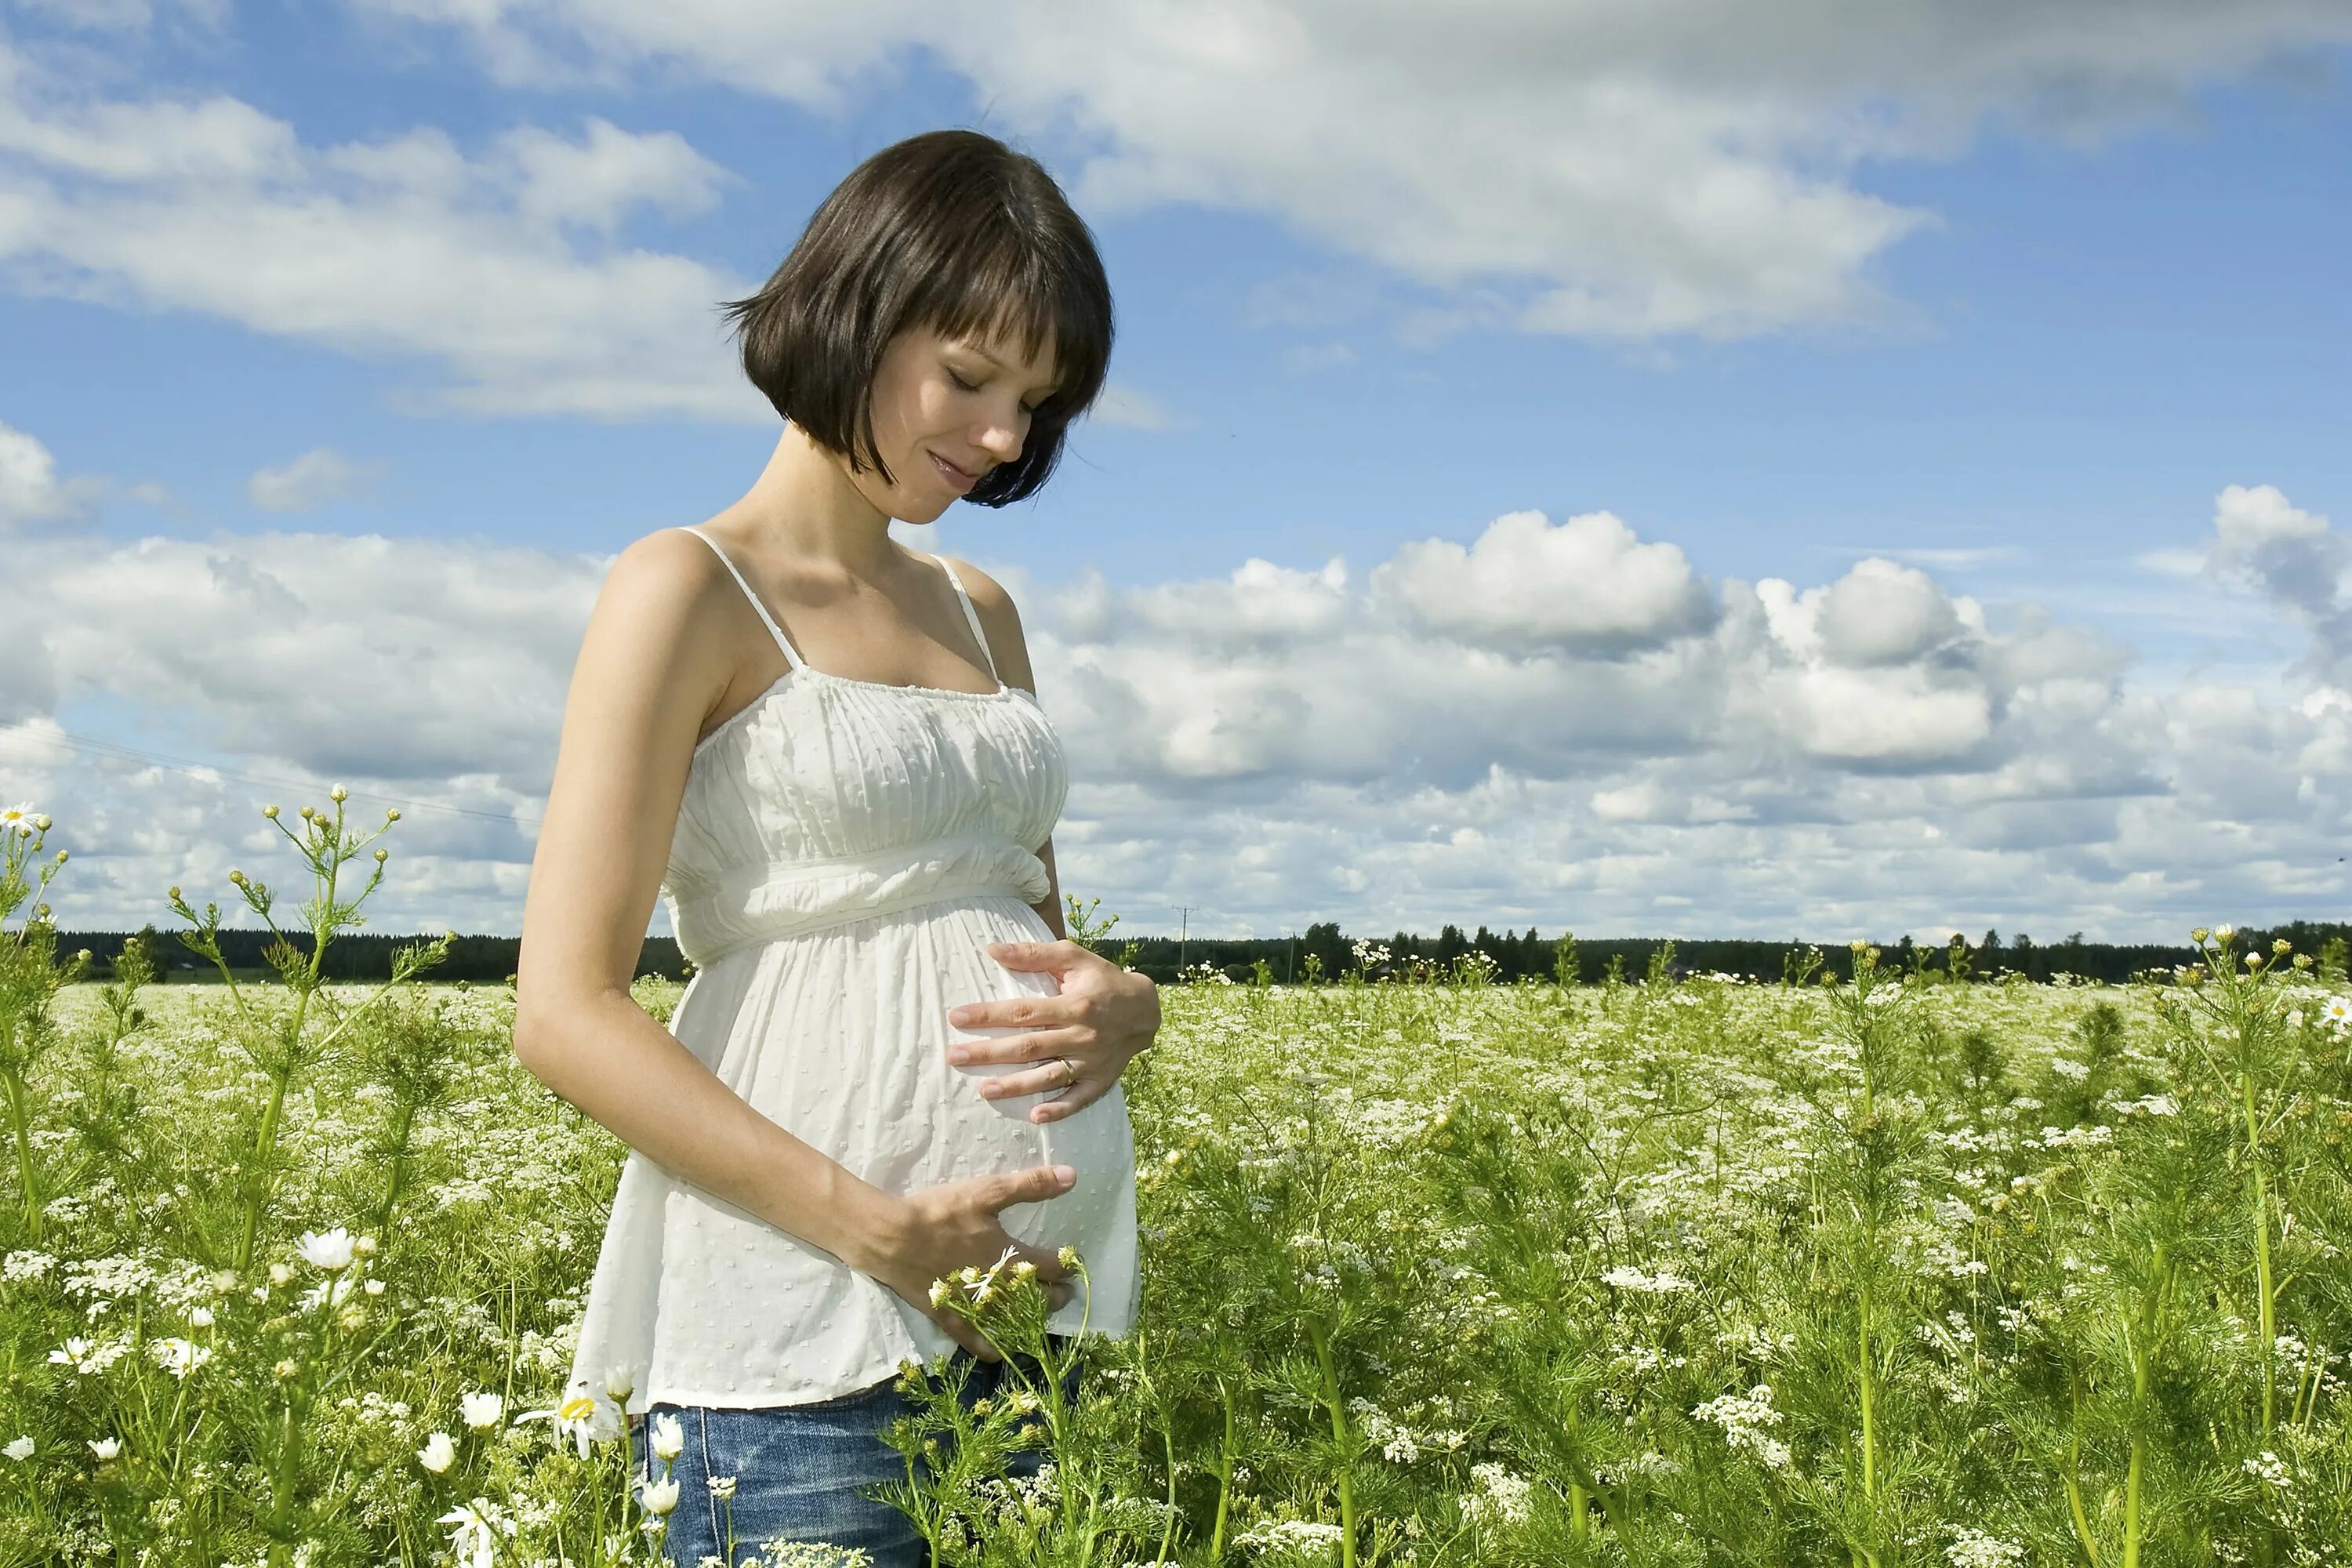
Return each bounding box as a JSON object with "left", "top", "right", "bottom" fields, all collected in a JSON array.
[{"left": 512, "top": 129, "right": 1161, "bottom": 1566}]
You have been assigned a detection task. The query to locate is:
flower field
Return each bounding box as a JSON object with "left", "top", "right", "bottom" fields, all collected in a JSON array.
[{"left": 4, "top": 806, "right": 2350, "bottom": 1566}]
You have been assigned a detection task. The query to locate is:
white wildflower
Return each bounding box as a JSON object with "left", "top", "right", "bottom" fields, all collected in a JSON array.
[
  {"left": 1693, "top": 1384, "right": 1793, "bottom": 1471},
  {"left": 437, "top": 1498, "right": 516, "bottom": 1568},
  {"left": 2242, "top": 1450, "right": 2293, "bottom": 1488},
  {"left": 418, "top": 1432, "right": 457, "bottom": 1474},
  {"left": 148, "top": 1337, "right": 211, "bottom": 1379},
  {"left": 1459, "top": 1461, "right": 1534, "bottom": 1526},
  {"left": 295, "top": 1228, "right": 355, "bottom": 1272},
  {"left": 1945, "top": 1525, "right": 2027, "bottom": 1567}
]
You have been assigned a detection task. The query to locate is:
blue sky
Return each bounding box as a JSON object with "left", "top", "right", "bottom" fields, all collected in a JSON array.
[{"left": 5, "top": 2, "right": 2350, "bottom": 942}]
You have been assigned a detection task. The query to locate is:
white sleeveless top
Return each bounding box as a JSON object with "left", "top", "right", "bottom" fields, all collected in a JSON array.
[{"left": 565, "top": 524, "right": 1140, "bottom": 1415}]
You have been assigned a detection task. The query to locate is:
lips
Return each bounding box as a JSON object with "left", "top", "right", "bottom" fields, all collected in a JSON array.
[{"left": 929, "top": 450, "right": 978, "bottom": 492}]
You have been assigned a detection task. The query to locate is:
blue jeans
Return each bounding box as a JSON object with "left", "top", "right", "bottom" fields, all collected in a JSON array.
[{"left": 643, "top": 1341, "right": 1080, "bottom": 1568}]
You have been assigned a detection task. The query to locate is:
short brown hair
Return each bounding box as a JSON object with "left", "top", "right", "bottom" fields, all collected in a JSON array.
[{"left": 723, "top": 129, "right": 1114, "bottom": 507}]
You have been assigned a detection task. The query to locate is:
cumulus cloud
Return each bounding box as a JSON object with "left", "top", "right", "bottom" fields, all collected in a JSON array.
[
  {"left": 5, "top": 485, "right": 2346, "bottom": 940},
  {"left": 0, "top": 416, "right": 163, "bottom": 534},
  {"left": 353, "top": 0, "right": 2352, "bottom": 343},
  {"left": 1374, "top": 510, "right": 1718, "bottom": 655},
  {"left": 245, "top": 448, "right": 385, "bottom": 512},
  {"left": 2207, "top": 482, "right": 2352, "bottom": 688},
  {"left": 0, "top": 45, "right": 760, "bottom": 419},
  {"left": 0, "top": 418, "right": 91, "bottom": 530}
]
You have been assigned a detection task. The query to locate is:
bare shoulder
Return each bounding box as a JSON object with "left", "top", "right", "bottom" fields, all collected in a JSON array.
[
  {"left": 598, "top": 528, "right": 737, "bottom": 643},
  {"left": 573, "top": 525, "right": 747, "bottom": 713},
  {"left": 934, "top": 554, "right": 1040, "bottom": 692}
]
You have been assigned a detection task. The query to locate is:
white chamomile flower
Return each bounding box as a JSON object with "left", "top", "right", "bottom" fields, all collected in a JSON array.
[
  {"left": 296, "top": 1228, "right": 356, "bottom": 1272},
  {"left": 418, "top": 1432, "right": 457, "bottom": 1474},
  {"left": 4, "top": 1436, "right": 31, "bottom": 1461},
  {"left": 649, "top": 1412, "right": 684, "bottom": 1461},
  {"left": 459, "top": 1392, "right": 503, "bottom": 1431}
]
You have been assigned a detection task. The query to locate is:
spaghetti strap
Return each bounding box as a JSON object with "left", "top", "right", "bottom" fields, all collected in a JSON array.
[
  {"left": 677, "top": 525, "right": 800, "bottom": 670},
  {"left": 935, "top": 558, "right": 1003, "bottom": 685}
]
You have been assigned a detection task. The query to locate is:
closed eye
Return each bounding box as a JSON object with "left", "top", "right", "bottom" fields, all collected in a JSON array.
[{"left": 947, "top": 368, "right": 1041, "bottom": 416}]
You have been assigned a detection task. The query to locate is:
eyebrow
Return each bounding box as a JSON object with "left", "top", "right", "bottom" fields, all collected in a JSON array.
[{"left": 954, "top": 342, "right": 1060, "bottom": 397}]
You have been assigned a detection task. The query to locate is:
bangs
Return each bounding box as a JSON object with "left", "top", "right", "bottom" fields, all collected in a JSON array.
[{"left": 898, "top": 206, "right": 1110, "bottom": 434}]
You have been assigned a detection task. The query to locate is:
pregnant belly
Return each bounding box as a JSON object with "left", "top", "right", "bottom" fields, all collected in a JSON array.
[
  {"left": 661, "top": 894, "right": 1132, "bottom": 1288},
  {"left": 927, "top": 898, "right": 1132, "bottom": 1259}
]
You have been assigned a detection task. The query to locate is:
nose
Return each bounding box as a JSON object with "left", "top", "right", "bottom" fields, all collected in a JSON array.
[{"left": 974, "top": 411, "right": 1024, "bottom": 466}]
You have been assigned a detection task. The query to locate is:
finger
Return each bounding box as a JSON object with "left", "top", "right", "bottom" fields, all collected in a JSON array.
[
  {"left": 945, "top": 1027, "right": 1080, "bottom": 1067},
  {"left": 985, "top": 1162, "right": 1078, "bottom": 1212},
  {"left": 1017, "top": 1241, "right": 1073, "bottom": 1288},
  {"left": 930, "top": 1309, "right": 1000, "bottom": 1362},
  {"left": 978, "top": 1061, "right": 1091, "bottom": 1103},
  {"left": 1025, "top": 1083, "right": 1106, "bottom": 1123},
  {"left": 950, "top": 994, "right": 1069, "bottom": 1032},
  {"left": 982, "top": 939, "right": 1082, "bottom": 973}
]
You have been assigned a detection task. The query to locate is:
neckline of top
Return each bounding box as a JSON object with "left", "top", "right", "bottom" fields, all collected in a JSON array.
[
  {"left": 690, "top": 664, "right": 1032, "bottom": 763},
  {"left": 676, "top": 524, "right": 1007, "bottom": 696}
]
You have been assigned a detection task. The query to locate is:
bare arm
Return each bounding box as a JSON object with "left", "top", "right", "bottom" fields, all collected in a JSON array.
[{"left": 514, "top": 531, "right": 1075, "bottom": 1353}]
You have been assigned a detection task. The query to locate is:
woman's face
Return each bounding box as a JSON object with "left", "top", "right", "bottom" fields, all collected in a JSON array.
[{"left": 851, "top": 320, "right": 1062, "bottom": 524}]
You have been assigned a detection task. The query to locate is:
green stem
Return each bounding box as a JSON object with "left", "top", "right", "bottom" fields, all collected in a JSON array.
[
  {"left": 2065, "top": 1379, "right": 2104, "bottom": 1567},
  {"left": 2121, "top": 1243, "right": 2171, "bottom": 1568},
  {"left": 1857, "top": 1271, "right": 1876, "bottom": 1502},
  {"left": 1305, "top": 1317, "right": 1357, "bottom": 1568},
  {"left": 375, "top": 1101, "right": 417, "bottom": 1232},
  {"left": 237, "top": 1069, "right": 292, "bottom": 1272},
  {"left": 2, "top": 1069, "right": 42, "bottom": 1242},
  {"left": 1210, "top": 1373, "right": 1237, "bottom": 1561},
  {"left": 2240, "top": 1070, "right": 2277, "bottom": 1436}
]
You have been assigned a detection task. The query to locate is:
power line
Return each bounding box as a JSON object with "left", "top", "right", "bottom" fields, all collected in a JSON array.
[{"left": 7, "top": 726, "right": 540, "bottom": 828}]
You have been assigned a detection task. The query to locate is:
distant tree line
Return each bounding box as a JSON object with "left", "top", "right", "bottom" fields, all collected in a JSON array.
[{"left": 53, "top": 916, "right": 2352, "bottom": 989}]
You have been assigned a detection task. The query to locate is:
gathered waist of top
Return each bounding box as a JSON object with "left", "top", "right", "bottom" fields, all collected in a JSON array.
[{"left": 662, "top": 830, "right": 1051, "bottom": 967}]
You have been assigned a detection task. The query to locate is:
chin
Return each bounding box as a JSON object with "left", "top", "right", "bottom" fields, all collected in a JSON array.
[{"left": 890, "top": 495, "right": 950, "bottom": 526}]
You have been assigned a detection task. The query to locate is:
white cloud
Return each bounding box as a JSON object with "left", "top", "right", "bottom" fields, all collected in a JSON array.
[
  {"left": 0, "top": 46, "right": 761, "bottom": 419},
  {"left": 0, "top": 418, "right": 90, "bottom": 530},
  {"left": 350, "top": 0, "right": 2352, "bottom": 343},
  {"left": 2207, "top": 482, "right": 2351, "bottom": 686},
  {"left": 1374, "top": 509, "right": 1717, "bottom": 655},
  {"left": 0, "top": 416, "right": 160, "bottom": 534},
  {"left": 6, "top": 484, "right": 2346, "bottom": 940},
  {"left": 246, "top": 448, "right": 385, "bottom": 512}
]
